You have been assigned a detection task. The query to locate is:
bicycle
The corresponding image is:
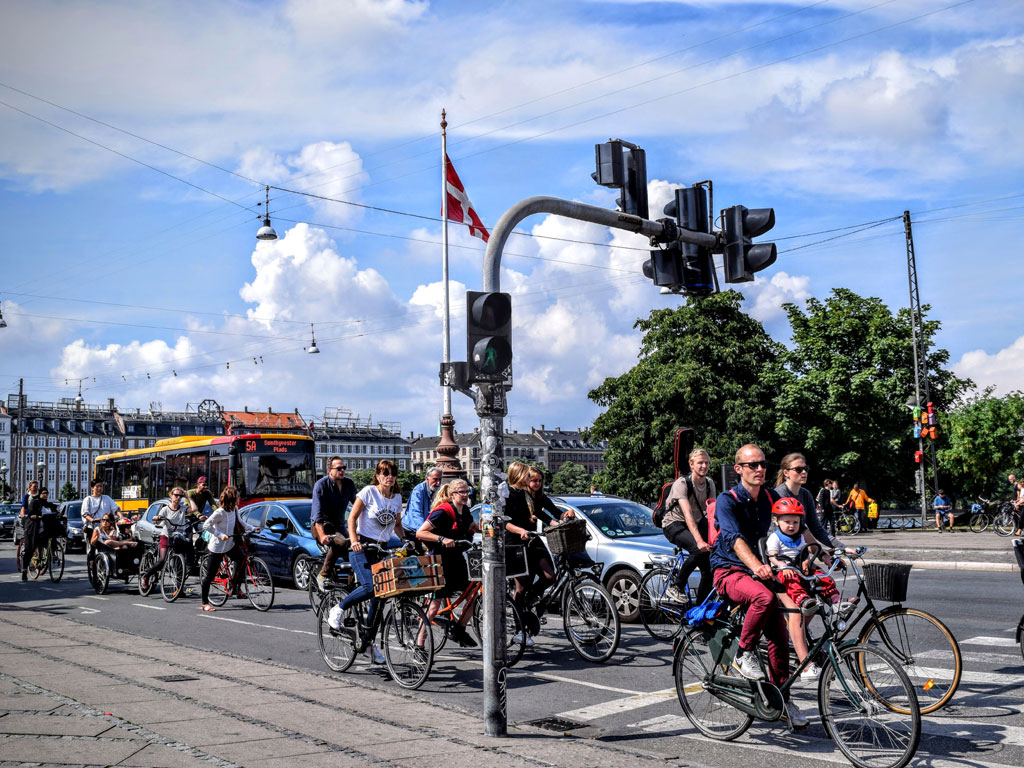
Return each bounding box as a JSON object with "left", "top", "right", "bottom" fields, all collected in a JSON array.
[
  {"left": 674, "top": 558, "right": 921, "bottom": 768},
  {"left": 968, "top": 497, "right": 995, "bottom": 532},
  {"left": 638, "top": 548, "right": 694, "bottom": 642},
  {"left": 517, "top": 530, "right": 620, "bottom": 663},
  {"left": 801, "top": 546, "right": 961, "bottom": 715},
  {"left": 315, "top": 542, "right": 434, "bottom": 690},
  {"left": 26, "top": 525, "right": 66, "bottom": 583},
  {"left": 993, "top": 501, "right": 1019, "bottom": 537},
  {"left": 835, "top": 507, "right": 862, "bottom": 535},
  {"left": 140, "top": 518, "right": 202, "bottom": 602},
  {"left": 200, "top": 533, "right": 274, "bottom": 611}
]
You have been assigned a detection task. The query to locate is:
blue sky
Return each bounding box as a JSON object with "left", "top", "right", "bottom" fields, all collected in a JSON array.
[{"left": 0, "top": 0, "right": 1021, "bottom": 438}]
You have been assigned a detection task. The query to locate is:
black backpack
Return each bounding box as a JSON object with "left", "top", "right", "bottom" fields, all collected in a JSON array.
[{"left": 652, "top": 481, "right": 677, "bottom": 528}]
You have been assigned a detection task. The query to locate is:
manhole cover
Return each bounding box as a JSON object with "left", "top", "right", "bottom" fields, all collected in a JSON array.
[
  {"left": 153, "top": 675, "right": 200, "bottom": 682},
  {"left": 523, "top": 717, "right": 584, "bottom": 732}
]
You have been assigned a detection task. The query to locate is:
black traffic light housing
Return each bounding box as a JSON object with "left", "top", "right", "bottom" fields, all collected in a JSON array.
[
  {"left": 466, "top": 291, "right": 512, "bottom": 384},
  {"left": 592, "top": 140, "right": 648, "bottom": 220},
  {"left": 722, "top": 205, "right": 777, "bottom": 283},
  {"left": 643, "top": 186, "right": 714, "bottom": 296}
]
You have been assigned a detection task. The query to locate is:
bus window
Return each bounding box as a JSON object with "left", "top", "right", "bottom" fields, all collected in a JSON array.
[{"left": 210, "top": 457, "right": 229, "bottom": 498}]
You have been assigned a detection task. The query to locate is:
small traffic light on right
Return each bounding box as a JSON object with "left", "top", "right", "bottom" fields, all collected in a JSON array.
[
  {"left": 722, "top": 205, "right": 777, "bottom": 283},
  {"left": 466, "top": 291, "right": 513, "bottom": 384}
]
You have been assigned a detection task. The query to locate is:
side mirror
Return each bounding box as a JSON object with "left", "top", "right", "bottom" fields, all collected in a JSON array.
[{"left": 268, "top": 523, "right": 288, "bottom": 535}]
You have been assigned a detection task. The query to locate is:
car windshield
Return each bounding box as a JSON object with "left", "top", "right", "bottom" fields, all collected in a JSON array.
[
  {"left": 287, "top": 503, "right": 313, "bottom": 531},
  {"left": 0, "top": 503, "right": 18, "bottom": 517},
  {"left": 576, "top": 501, "right": 661, "bottom": 539},
  {"left": 240, "top": 453, "right": 314, "bottom": 498}
]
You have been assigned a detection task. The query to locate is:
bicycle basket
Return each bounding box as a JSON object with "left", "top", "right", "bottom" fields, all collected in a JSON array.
[
  {"left": 544, "top": 518, "right": 588, "bottom": 556},
  {"left": 861, "top": 562, "right": 912, "bottom": 602}
]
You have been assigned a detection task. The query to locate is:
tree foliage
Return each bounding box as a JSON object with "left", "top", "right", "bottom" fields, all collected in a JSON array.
[
  {"left": 775, "top": 288, "right": 971, "bottom": 502},
  {"left": 58, "top": 482, "right": 78, "bottom": 502},
  {"left": 937, "top": 388, "right": 1024, "bottom": 500},
  {"left": 588, "top": 292, "right": 787, "bottom": 502},
  {"left": 551, "top": 461, "right": 592, "bottom": 495}
]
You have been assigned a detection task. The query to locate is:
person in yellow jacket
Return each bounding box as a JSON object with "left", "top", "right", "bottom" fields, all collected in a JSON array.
[{"left": 845, "top": 483, "right": 874, "bottom": 532}]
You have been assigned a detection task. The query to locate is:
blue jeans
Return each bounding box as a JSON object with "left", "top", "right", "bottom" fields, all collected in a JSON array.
[{"left": 340, "top": 548, "right": 381, "bottom": 629}]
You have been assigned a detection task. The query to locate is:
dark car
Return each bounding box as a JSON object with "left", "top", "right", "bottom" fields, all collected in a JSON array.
[
  {"left": 0, "top": 502, "right": 19, "bottom": 540},
  {"left": 239, "top": 500, "right": 323, "bottom": 589},
  {"left": 60, "top": 500, "right": 86, "bottom": 553}
]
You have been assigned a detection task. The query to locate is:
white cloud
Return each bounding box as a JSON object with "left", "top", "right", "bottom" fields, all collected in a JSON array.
[
  {"left": 745, "top": 271, "right": 811, "bottom": 323},
  {"left": 953, "top": 336, "right": 1024, "bottom": 396}
]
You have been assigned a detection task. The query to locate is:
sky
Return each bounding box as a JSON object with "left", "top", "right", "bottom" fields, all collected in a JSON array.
[{"left": 0, "top": 0, "right": 1021, "bottom": 440}]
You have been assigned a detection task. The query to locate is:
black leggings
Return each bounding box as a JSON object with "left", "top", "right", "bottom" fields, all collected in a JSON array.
[
  {"left": 663, "top": 519, "right": 713, "bottom": 603},
  {"left": 201, "top": 545, "right": 245, "bottom": 603},
  {"left": 514, "top": 538, "right": 555, "bottom": 612}
]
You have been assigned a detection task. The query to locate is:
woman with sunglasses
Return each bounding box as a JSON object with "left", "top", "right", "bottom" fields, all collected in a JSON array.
[
  {"left": 774, "top": 452, "right": 844, "bottom": 682},
  {"left": 341, "top": 459, "right": 404, "bottom": 664},
  {"left": 140, "top": 486, "right": 191, "bottom": 593},
  {"left": 417, "top": 479, "right": 478, "bottom": 647}
]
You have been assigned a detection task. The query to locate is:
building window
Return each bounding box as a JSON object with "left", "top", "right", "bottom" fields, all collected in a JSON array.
[
  {"left": 59, "top": 453, "right": 67, "bottom": 465},
  {"left": 48, "top": 437, "right": 57, "bottom": 448},
  {"left": 101, "top": 439, "right": 110, "bottom": 450},
  {"left": 70, "top": 470, "right": 77, "bottom": 483},
  {"left": 48, "top": 469, "right": 55, "bottom": 484},
  {"left": 70, "top": 453, "right": 77, "bottom": 465},
  {"left": 171, "top": 426, "right": 181, "bottom": 437},
  {"left": 127, "top": 440, "right": 134, "bottom": 449},
  {"left": 34, "top": 419, "right": 43, "bottom": 429},
  {"left": 0, "top": 439, "right": 4, "bottom": 452},
  {"left": 59, "top": 437, "right": 68, "bottom": 448},
  {"left": 147, "top": 425, "right": 156, "bottom": 436},
  {"left": 111, "top": 439, "right": 120, "bottom": 449},
  {"left": 127, "top": 424, "right": 134, "bottom": 433},
  {"left": 92, "top": 439, "right": 100, "bottom": 448},
  {"left": 149, "top": 440, "right": 156, "bottom": 447},
  {"left": 83, "top": 421, "right": 93, "bottom": 432},
  {"left": 24, "top": 436, "right": 33, "bottom": 447},
  {"left": 196, "top": 427, "right": 204, "bottom": 436},
  {"left": 25, "top": 450, "right": 34, "bottom": 465},
  {"left": 67, "top": 421, "right": 75, "bottom": 431}
]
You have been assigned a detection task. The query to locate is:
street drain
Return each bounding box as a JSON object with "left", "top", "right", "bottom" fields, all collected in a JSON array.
[
  {"left": 523, "top": 716, "right": 585, "bottom": 732},
  {"left": 153, "top": 674, "right": 200, "bottom": 682}
]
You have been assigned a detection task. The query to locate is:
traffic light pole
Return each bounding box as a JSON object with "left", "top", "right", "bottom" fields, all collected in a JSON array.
[{"left": 475, "top": 194, "right": 716, "bottom": 738}]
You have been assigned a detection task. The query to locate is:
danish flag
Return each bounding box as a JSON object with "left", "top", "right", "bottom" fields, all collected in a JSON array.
[{"left": 444, "top": 154, "right": 489, "bottom": 242}]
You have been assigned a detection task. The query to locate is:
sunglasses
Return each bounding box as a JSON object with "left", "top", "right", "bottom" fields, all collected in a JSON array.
[
  {"left": 379, "top": 470, "right": 394, "bottom": 477},
  {"left": 453, "top": 489, "right": 469, "bottom": 495},
  {"left": 331, "top": 465, "right": 346, "bottom": 471},
  {"left": 172, "top": 493, "right": 184, "bottom": 498},
  {"left": 737, "top": 460, "right": 768, "bottom": 470},
  {"left": 788, "top": 466, "right": 809, "bottom": 473}
]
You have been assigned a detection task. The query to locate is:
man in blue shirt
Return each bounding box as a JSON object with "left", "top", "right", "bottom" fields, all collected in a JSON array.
[
  {"left": 933, "top": 489, "right": 953, "bottom": 533},
  {"left": 404, "top": 468, "right": 442, "bottom": 541},
  {"left": 311, "top": 457, "right": 357, "bottom": 588},
  {"left": 711, "top": 444, "right": 807, "bottom": 729}
]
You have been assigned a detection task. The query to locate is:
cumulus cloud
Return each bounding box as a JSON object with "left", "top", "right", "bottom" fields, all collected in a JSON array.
[
  {"left": 953, "top": 336, "right": 1024, "bottom": 396},
  {"left": 745, "top": 271, "right": 811, "bottom": 323}
]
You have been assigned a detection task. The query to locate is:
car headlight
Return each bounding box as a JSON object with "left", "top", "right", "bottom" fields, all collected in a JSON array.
[
  {"left": 647, "top": 553, "right": 673, "bottom": 566},
  {"left": 68, "top": 527, "right": 81, "bottom": 535}
]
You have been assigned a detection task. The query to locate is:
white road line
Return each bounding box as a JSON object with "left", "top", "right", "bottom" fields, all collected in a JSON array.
[
  {"left": 199, "top": 614, "right": 316, "bottom": 636},
  {"left": 77, "top": 606, "right": 100, "bottom": 615},
  {"left": 962, "top": 635, "right": 1019, "bottom": 647},
  {"left": 459, "top": 658, "right": 646, "bottom": 695},
  {"left": 132, "top": 603, "right": 166, "bottom": 610},
  {"left": 86, "top": 595, "right": 108, "bottom": 600},
  {"left": 919, "top": 665, "right": 1024, "bottom": 688},
  {"left": 558, "top": 689, "right": 677, "bottom": 722},
  {"left": 40, "top": 587, "right": 60, "bottom": 592},
  {"left": 918, "top": 649, "right": 1022, "bottom": 666}
]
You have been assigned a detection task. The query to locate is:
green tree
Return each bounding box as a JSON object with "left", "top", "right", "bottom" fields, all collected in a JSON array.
[
  {"left": 551, "top": 461, "right": 591, "bottom": 495},
  {"left": 775, "top": 288, "right": 972, "bottom": 502},
  {"left": 588, "top": 291, "right": 788, "bottom": 502},
  {"left": 937, "top": 388, "right": 1024, "bottom": 500},
  {"left": 58, "top": 481, "right": 78, "bottom": 502}
]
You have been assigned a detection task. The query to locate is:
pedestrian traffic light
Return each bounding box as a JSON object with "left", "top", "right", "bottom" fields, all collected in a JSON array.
[
  {"left": 722, "top": 205, "right": 777, "bottom": 283},
  {"left": 466, "top": 291, "right": 512, "bottom": 384},
  {"left": 592, "top": 140, "right": 648, "bottom": 220}
]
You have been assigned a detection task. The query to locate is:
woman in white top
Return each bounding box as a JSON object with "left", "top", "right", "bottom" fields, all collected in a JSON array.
[
  {"left": 200, "top": 486, "right": 257, "bottom": 612},
  {"left": 140, "top": 486, "right": 193, "bottom": 592},
  {"left": 340, "top": 459, "right": 403, "bottom": 663}
]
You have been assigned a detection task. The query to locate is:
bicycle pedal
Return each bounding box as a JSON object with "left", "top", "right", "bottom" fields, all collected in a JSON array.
[{"left": 342, "top": 617, "right": 357, "bottom": 628}]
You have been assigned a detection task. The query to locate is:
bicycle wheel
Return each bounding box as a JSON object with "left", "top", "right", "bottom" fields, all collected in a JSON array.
[
  {"left": 91, "top": 554, "right": 110, "bottom": 594},
  {"left": 202, "top": 555, "right": 230, "bottom": 607},
  {"left": 48, "top": 539, "right": 65, "bottom": 583},
  {"left": 563, "top": 579, "right": 620, "bottom": 663},
  {"left": 245, "top": 557, "right": 275, "bottom": 611},
  {"left": 382, "top": 599, "right": 434, "bottom": 690},
  {"left": 16, "top": 539, "right": 25, "bottom": 573},
  {"left": 673, "top": 627, "right": 753, "bottom": 740},
  {"left": 639, "top": 568, "right": 684, "bottom": 641},
  {"left": 138, "top": 549, "right": 157, "bottom": 596},
  {"left": 858, "top": 607, "right": 961, "bottom": 714},
  {"left": 317, "top": 589, "right": 356, "bottom": 672},
  {"left": 471, "top": 592, "right": 525, "bottom": 667},
  {"left": 819, "top": 643, "right": 920, "bottom": 768},
  {"left": 968, "top": 513, "right": 989, "bottom": 533},
  {"left": 308, "top": 568, "right": 324, "bottom": 612},
  {"left": 161, "top": 553, "right": 187, "bottom": 602},
  {"left": 994, "top": 509, "right": 1015, "bottom": 536},
  {"left": 28, "top": 543, "right": 47, "bottom": 579},
  {"left": 425, "top": 596, "right": 449, "bottom": 653}
]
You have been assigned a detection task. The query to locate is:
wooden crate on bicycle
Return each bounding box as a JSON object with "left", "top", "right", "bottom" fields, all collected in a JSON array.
[
  {"left": 371, "top": 554, "right": 444, "bottom": 598},
  {"left": 544, "top": 518, "right": 588, "bottom": 556}
]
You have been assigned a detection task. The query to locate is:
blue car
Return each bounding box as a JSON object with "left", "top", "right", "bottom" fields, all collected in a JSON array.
[{"left": 239, "top": 500, "right": 323, "bottom": 590}]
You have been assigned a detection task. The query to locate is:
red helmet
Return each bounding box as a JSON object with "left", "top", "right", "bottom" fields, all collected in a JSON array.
[{"left": 772, "top": 497, "right": 805, "bottom": 517}]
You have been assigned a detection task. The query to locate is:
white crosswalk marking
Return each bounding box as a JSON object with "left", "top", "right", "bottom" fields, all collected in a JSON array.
[
  {"left": 918, "top": 648, "right": 1021, "bottom": 665},
  {"left": 962, "top": 635, "right": 1019, "bottom": 647},
  {"left": 557, "top": 688, "right": 676, "bottom": 721}
]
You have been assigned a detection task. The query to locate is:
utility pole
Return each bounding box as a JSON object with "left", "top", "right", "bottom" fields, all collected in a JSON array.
[{"left": 904, "top": 210, "right": 939, "bottom": 525}]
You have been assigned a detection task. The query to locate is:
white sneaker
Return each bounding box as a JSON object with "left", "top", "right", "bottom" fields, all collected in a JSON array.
[
  {"left": 663, "top": 585, "right": 688, "bottom": 604},
  {"left": 524, "top": 633, "right": 535, "bottom": 647},
  {"left": 800, "top": 661, "right": 822, "bottom": 682},
  {"left": 366, "top": 644, "right": 385, "bottom": 665},
  {"left": 327, "top": 604, "right": 344, "bottom": 631},
  {"left": 785, "top": 699, "right": 809, "bottom": 729},
  {"left": 730, "top": 650, "right": 764, "bottom": 680}
]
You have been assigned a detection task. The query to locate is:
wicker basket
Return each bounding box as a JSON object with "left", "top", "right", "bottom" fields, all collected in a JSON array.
[
  {"left": 544, "top": 518, "right": 588, "bottom": 556},
  {"left": 861, "top": 563, "right": 912, "bottom": 602},
  {"left": 371, "top": 555, "right": 444, "bottom": 598}
]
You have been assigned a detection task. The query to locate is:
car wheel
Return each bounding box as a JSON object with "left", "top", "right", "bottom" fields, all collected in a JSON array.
[
  {"left": 606, "top": 568, "right": 642, "bottom": 623},
  {"left": 292, "top": 553, "right": 314, "bottom": 590}
]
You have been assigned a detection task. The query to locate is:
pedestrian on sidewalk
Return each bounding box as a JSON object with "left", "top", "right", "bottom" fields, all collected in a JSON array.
[
  {"left": 817, "top": 479, "right": 835, "bottom": 536},
  {"left": 933, "top": 489, "right": 953, "bottom": 533},
  {"left": 845, "top": 483, "right": 874, "bottom": 533}
]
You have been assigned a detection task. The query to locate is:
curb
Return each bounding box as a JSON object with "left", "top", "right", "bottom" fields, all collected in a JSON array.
[{"left": 862, "top": 558, "right": 1016, "bottom": 572}]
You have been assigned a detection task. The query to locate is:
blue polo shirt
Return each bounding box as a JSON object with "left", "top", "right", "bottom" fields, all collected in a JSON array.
[
  {"left": 403, "top": 480, "right": 435, "bottom": 532},
  {"left": 310, "top": 475, "right": 357, "bottom": 529},
  {"left": 933, "top": 494, "right": 951, "bottom": 511},
  {"left": 710, "top": 484, "right": 779, "bottom": 573}
]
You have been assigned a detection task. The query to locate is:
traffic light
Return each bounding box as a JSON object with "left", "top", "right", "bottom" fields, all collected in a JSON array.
[
  {"left": 722, "top": 205, "right": 777, "bottom": 283},
  {"left": 592, "top": 140, "right": 648, "bottom": 219},
  {"left": 643, "top": 187, "right": 714, "bottom": 296},
  {"left": 466, "top": 291, "right": 512, "bottom": 384}
]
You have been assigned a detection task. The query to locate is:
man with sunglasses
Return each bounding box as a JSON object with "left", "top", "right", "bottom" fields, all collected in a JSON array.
[
  {"left": 710, "top": 444, "right": 808, "bottom": 729},
  {"left": 311, "top": 456, "right": 357, "bottom": 589}
]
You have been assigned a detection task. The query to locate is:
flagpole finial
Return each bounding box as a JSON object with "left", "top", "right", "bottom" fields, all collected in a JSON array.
[{"left": 441, "top": 108, "right": 447, "bottom": 131}]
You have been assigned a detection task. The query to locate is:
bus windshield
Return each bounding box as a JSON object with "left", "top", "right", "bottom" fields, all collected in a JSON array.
[{"left": 241, "top": 452, "right": 314, "bottom": 498}]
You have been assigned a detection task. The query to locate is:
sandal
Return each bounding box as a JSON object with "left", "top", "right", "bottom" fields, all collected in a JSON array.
[{"left": 201, "top": 604, "right": 216, "bottom": 612}]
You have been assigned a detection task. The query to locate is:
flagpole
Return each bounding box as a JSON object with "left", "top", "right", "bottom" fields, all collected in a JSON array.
[{"left": 435, "top": 109, "right": 462, "bottom": 480}]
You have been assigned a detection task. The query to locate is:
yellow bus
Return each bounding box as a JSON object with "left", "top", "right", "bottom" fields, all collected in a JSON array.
[{"left": 94, "top": 433, "right": 315, "bottom": 514}]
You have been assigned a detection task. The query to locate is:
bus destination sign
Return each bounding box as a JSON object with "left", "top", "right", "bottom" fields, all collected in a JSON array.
[{"left": 243, "top": 438, "right": 300, "bottom": 454}]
